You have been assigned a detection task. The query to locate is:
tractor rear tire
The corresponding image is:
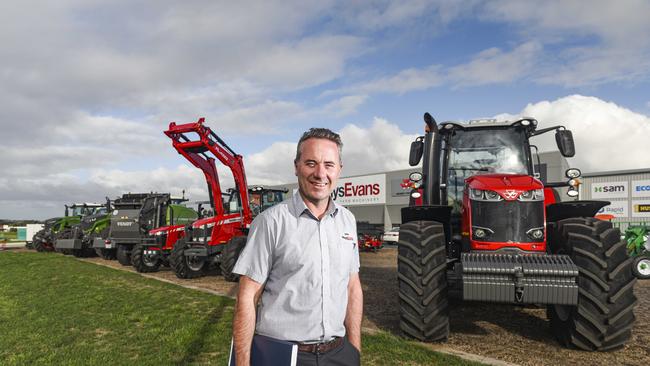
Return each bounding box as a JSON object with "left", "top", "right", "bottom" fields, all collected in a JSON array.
[
  {"left": 116, "top": 244, "right": 131, "bottom": 266},
  {"left": 95, "top": 248, "right": 116, "bottom": 260},
  {"left": 632, "top": 255, "right": 650, "bottom": 279},
  {"left": 397, "top": 220, "right": 449, "bottom": 342},
  {"left": 547, "top": 217, "right": 637, "bottom": 351},
  {"left": 131, "top": 244, "right": 161, "bottom": 273},
  {"left": 221, "top": 236, "right": 246, "bottom": 282},
  {"left": 170, "top": 239, "right": 205, "bottom": 279}
]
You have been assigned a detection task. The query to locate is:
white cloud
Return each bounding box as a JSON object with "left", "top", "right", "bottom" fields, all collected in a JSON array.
[
  {"left": 328, "top": 65, "right": 444, "bottom": 96},
  {"left": 494, "top": 95, "right": 650, "bottom": 172},
  {"left": 339, "top": 118, "right": 419, "bottom": 175},
  {"left": 322, "top": 95, "right": 368, "bottom": 117},
  {"left": 479, "top": 0, "right": 650, "bottom": 86},
  {"left": 448, "top": 42, "right": 542, "bottom": 87}
]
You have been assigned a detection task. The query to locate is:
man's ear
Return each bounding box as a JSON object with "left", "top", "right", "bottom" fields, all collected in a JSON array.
[{"left": 294, "top": 161, "right": 298, "bottom": 177}]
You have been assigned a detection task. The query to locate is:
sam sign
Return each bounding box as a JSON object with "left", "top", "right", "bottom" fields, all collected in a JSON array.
[
  {"left": 331, "top": 174, "right": 386, "bottom": 206},
  {"left": 591, "top": 181, "right": 628, "bottom": 199}
]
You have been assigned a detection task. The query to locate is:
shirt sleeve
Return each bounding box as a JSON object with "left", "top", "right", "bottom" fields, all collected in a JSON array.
[
  {"left": 233, "top": 213, "right": 274, "bottom": 284},
  {"left": 350, "top": 216, "right": 360, "bottom": 274}
]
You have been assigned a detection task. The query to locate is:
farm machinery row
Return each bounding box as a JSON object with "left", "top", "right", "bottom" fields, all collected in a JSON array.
[{"left": 29, "top": 118, "right": 286, "bottom": 282}]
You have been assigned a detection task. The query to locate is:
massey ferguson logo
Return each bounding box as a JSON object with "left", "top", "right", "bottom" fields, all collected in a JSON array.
[
  {"left": 503, "top": 190, "right": 518, "bottom": 200},
  {"left": 116, "top": 222, "right": 133, "bottom": 227}
]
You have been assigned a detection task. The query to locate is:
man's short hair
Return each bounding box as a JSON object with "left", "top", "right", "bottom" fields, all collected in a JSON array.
[{"left": 294, "top": 128, "right": 343, "bottom": 164}]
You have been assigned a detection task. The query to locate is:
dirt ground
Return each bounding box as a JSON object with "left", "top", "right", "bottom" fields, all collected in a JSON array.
[{"left": 68, "top": 248, "right": 649, "bottom": 365}]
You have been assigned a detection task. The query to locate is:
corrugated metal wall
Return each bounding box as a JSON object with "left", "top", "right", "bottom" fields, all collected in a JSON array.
[{"left": 580, "top": 170, "right": 650, "bottom": 231}]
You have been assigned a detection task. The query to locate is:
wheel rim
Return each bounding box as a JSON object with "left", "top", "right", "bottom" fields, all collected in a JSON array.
[
  {"left": 637, "top": 258, "right": 650, "bottom": 276},
  {"left": 187, "top": 256, "right": 204, "bottom": 271},
  {"left": 143, "top": 253, "right": 158, "bottom": 267}
]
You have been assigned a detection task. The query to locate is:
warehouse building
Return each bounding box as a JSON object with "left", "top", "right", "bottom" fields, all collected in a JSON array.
[
  {"left": 579, "top": 168, "right": 650, "bottom": 230},
  {"left": 273, "top": 151, "right": 573, "bottom": 230}
]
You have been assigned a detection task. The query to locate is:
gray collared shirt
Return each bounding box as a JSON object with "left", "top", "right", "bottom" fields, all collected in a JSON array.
[{"left": 233, "top": 191, "right": 360, "bottom": 342}]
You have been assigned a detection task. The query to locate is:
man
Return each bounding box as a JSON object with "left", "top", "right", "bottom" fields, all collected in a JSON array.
[{"left": 232, "top": 128, "right": 363, "bottom": 366}]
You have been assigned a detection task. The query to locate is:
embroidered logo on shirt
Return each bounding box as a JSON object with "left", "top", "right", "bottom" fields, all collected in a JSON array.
[{"left": 341, "top": 233, "right": 354, "bottom": 241}]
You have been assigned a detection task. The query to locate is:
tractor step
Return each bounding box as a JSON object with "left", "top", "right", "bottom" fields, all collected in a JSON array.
[{"left": 461, "top": 252, "right": 578, "bottom": 305}]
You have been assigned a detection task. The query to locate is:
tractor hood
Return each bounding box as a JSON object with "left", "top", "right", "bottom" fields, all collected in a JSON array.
[{"left": 466, "top": 174, "right": 543, "bottom": 200}]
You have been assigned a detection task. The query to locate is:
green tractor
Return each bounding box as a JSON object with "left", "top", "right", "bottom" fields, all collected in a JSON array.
[
  {"left": 626, "top": 225, "right": 650, "bottom": 279},
  {"left": 32, "top": 204, "right": 97, "bottom": 252},
  {"left": 54, "top": 200, "right": 112, "bottom": 258}
]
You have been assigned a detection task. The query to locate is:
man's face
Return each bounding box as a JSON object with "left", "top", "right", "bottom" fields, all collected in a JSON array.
[{"left": 295, "top": 138, "right": 341, "bottom": 206}]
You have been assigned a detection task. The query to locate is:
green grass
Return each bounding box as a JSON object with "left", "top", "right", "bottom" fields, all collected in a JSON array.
[{"left": 0, "top": 252, "right": 481, "bottom": 365}]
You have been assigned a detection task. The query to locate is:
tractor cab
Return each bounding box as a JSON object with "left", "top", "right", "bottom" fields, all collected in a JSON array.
[
  {"left": 407, "top": 116, "right": 580, "bottom": 255},
  {"left": 248, "top": 186, "right": 287, "bottom": 216}
]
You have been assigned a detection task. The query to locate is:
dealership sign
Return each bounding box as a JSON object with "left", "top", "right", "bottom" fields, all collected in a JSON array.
[
  {"left": 591, "top": 181, "right": 628, "bottom": 199},
  {"left": 331, "top": 174, "right": 386, "bottom": 206},
  {"left": 597, "top": 200, "right": 628, "bottom": 218},
  {"left": 632, "top": 200, "right": 650, "bottom": 218},
  {"left": 632, "top": 180, "right": 650, "bottom": 197}
]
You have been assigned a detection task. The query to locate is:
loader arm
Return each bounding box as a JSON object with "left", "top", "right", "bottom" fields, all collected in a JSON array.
[{"left": 164, "top": 118, "right": 252, "bottom": 226}]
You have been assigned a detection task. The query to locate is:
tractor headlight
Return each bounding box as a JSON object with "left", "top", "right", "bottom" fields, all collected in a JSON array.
[
  {"left": 485, "top": 190, "right": 501, "bottom": 201},
  {"left": 469, "top": 189, "right": 502, "bottom": 201},
  {"left": 518, "top": 189, "right": 544, "bottom": 201},
  {"left": 566, "top": 168, "right": 581, "bottom": 179}
]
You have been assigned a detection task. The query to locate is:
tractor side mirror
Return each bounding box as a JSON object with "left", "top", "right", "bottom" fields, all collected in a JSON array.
[
  {"left": 555, "top": 129, "right": 575, "bottom": 157},
  {"left": 409, "top": 138, "right": 424, "bottom": 166}
]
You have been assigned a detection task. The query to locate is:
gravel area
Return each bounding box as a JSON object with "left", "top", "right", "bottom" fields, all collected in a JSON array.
[{"left": 63, "top": 247, "right": 650, "bottom": 365}]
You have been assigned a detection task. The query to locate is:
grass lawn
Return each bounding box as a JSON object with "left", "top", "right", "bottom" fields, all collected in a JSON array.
[{"left": 0, "top": 251, "right": 482, "bottom": 365}]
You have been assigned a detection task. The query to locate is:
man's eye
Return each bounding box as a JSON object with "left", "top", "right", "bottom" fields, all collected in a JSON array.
[{"left": 306, "top": 162, "right": 316, "bottom": 167}]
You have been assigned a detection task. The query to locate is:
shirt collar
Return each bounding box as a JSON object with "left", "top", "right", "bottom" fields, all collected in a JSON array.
[{"left": 292, "top": 190, "right": 339, "bottom": 219}]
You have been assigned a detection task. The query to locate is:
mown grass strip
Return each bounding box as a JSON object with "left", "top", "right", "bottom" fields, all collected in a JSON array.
[{"left": 0, "top": 252, "right": 482, "bottom": 365}]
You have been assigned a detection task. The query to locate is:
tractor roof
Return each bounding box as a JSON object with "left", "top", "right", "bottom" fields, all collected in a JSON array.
[{"left": 439, "top": 117, "right": 538, "bottom": 130}]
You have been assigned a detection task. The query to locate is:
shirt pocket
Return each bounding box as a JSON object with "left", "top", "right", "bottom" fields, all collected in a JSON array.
[{"left": 331, "top": 237, "right": 354, "bottom": 278}]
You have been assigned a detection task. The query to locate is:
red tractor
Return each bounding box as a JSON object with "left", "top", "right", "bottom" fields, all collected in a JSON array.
[
  {"left": 400, "top": 113, "right": 637, "bottom": 351},
  {"left": 164, "top": 118, "right": 283, "bottom": 281}
]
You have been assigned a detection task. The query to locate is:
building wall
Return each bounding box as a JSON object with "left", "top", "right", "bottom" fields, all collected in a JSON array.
[{"left": 580, "top": 169, "right": 650, "bottom": 230}]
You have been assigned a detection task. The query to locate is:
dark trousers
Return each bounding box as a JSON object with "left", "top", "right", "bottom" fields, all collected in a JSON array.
[{"left": 296, "top": 338, "right": 360, "bottom": 366}]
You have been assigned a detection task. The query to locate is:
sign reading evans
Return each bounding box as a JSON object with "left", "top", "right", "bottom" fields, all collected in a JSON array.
[
  {"left": 597, "top": 200, "right": 628, "bottom": 218},
  {"left": 591, "top": 181, "right": 628, "bottom": 199},
  {"left": 632, "top": 180, "right": 650, "bottom": 197},
  {"left": 331, "top": 174, "right": 386, "bottom": 206}
]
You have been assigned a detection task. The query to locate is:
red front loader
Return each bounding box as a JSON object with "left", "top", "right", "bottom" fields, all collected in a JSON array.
[
  {"left": 164, "top": 118, "right": 253, "bottom": 281},
  {"left": 399, "top": 113, "right": 637, "bottom": 351}
]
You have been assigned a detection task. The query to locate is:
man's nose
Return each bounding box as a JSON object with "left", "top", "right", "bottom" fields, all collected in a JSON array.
[{"left": 313, "top": 163, "right": 327, "bottom": 178}]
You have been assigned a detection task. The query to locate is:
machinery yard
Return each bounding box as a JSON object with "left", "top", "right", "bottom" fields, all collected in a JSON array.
[{"left": 47, "top": 246, "right": 648, "bottom": 366}]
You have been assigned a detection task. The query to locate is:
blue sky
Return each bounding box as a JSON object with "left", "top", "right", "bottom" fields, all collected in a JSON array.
[{"left": 1, "top": 0, "right": 650, "bottom": 219}]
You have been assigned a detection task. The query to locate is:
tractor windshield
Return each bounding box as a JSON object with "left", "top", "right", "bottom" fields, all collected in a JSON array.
[{"left": 445, "top": 127, "right": 530, "bottom": 211}]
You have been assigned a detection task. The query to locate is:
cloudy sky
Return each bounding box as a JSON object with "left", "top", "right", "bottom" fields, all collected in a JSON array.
[{"left": 2, "top": 0, "right": 650, "bottom": 219}]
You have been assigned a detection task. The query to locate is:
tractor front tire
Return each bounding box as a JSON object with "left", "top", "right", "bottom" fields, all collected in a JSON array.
[
  {"left": 170, "top": 239, "right": 205, "bottom": 279},
  {"left": 397, "top": 220, "right": 449, "bottom": 342},
  {"left": 131, "top": 244, "right": 161, "bottom": 273},
  {"left": 547, "top": 217, "right": 637, "bottom": 351},
  {"left": 221, "top": 236, "right": 246, "bottom": 282},
  {"left": 632, "top": 255, "right": 650, "bottom": 280},
  {"left": 116, "top": 244, "right": 131, "bottom": 266}
]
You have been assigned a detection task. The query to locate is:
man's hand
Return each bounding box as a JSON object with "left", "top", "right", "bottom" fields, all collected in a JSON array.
[
  {"left": 233, "top": 275, "right": 264, "bottom": 366},
  {"left": 344, "top": 272, "right": 363, "bottom": 352}
]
